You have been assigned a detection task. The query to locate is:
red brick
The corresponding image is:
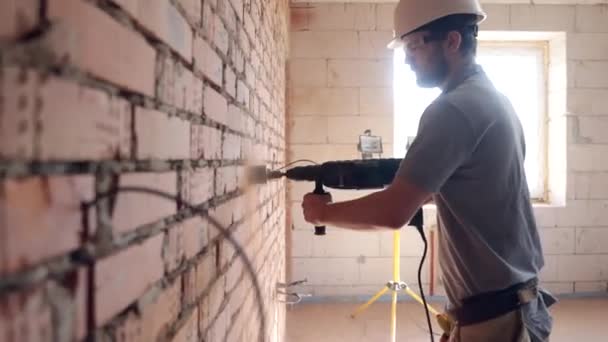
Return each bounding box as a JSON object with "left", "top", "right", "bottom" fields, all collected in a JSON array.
[
  {"left": 215, "top": 166, "right": 238, "bottom": 197},
  {"left": 135, "top": 107, "right": 190, "bottom": 160},
  {"left": 48, "top": 0, "right": 155, "bottom": 96},
  {"left": 190, "top": 124, "right": 221, "bottom": 160},
  {"left": 0, "top": 176, "right": 93, "bottom": 276},
  {"left": 183, "top": 167, "right": 214, "bottom": 205},
  {"left": 111, "top": 172, "right": 177, "bottom": 234},
  {"left": 176, "top": 0, "right": 201, "bottom": 26},
  {"left": 112, "top": 0, "right": 193, "bottom": 61},
  {"left": 222, "top": 134, "right": 241, "bottom": 160},
  {"left": 171, "top": 307, "right": 198, "bottom": 342},
  {"left": 203, "top": 86, "right": 228, "bottom": 126},
  {"left": 225, "top": 67, "right": 237, "bottom": 100},
  {"left": 0, "top": 285, "right": 52, "bottom": 342},
  {"left": 202, "top": 1, "right": 215, "bottom": 39},
  {"left": 237, "top": 80, "right": 250, "bottom": 109},
  {"left": 0, "top": 0, "right": 39, "bottom": 41},
  {"left": 183, "top": 252, "right": 215, "bottom": 306},
  {"left": 244, "top": 12, "right": 256, "bottom": 41},
  {"left": 214, "top": 15, "right": 229, "bottom": 55},
  {"left": 229, "top": 0, "right": 243, "bottom": 19},
  {"left": 226, "top": 104, "right": 242, "bottom": 132},
  {"left": 192, "top": 36, "right": 223, "bottom": 87},
  {"left": 163, "top": 216, "right": 206, "bottom": 272},
  {"left": 95, "top": 233, "right": 164, "bottom": 327},
  {"left": 0, "top": 68, "right": 131, "bottom": 161},
  {"left": 114, "top": 277, "right": 181, "bottom": 342},
  {"left": 205, "top": 308, "right": 228, "bottom": 342},
  {"left": 157, "top": 56, "right": 203, "bottom": 114},
  {"left": 1, "top": 67, "right": 37, "bottom": 159}
]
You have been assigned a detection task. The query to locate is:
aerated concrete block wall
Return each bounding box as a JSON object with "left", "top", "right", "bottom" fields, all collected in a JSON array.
[{"left": 287, "top": 1, "right": 608, "bottom": 299}]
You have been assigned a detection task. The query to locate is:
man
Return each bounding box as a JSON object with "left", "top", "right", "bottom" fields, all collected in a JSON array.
[{"left": 301, "top": 0, "right": 556, "bottom": 341}]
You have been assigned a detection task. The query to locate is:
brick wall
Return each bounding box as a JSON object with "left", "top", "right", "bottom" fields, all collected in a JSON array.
[
  {"left": 288, "top": 2, "right": 608, "bottom": 299},
  {"left": 0, "top": 0, "right": 289, "bottom": 341}
]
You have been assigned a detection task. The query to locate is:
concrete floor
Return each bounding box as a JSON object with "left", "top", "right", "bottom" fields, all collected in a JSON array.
[{"left": 286, "top": 297, "right": 608, "bottom": 341}]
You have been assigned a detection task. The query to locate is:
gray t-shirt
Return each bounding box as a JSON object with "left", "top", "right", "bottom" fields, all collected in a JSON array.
[{"left": 396, "top": 64, "right": 555, "bottom": 341}]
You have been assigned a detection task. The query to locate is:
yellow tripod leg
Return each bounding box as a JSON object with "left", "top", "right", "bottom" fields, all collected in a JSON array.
[
  {"left": 350, "top": 286, "right": 389, "bottom": 318},
  {"left": 390, "top": 289, "right": 398, "bottom": 342}
]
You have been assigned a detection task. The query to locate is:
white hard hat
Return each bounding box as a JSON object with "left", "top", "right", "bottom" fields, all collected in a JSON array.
[{"left": 387, "top": 0, "right": 487, "bottom": 49}]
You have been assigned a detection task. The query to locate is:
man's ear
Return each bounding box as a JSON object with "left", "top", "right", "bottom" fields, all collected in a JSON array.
[{"left": 445, "top": 31, "right": 463, "bottom": 54}]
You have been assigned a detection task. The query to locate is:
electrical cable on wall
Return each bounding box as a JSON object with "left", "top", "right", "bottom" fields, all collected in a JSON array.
[{"left": 82, "top": 186, "right": 267, "bottom": 342}]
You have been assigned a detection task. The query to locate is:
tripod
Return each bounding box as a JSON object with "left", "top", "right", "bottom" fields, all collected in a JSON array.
[{"left": 350, "top": 211, "right": 448, "bottom": 342}]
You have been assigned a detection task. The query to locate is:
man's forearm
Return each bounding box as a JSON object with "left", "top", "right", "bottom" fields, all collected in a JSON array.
[{"left": 321, "top": 185, "right": 423, "bottom": 231}]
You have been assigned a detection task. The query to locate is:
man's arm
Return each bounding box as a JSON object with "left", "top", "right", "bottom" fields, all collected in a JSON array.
[{"left": 302, "top": 177, "right": 431, "bottom": 231}]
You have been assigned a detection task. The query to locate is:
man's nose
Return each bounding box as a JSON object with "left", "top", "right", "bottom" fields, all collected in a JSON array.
[{"left": 404, "top": 53, "right": 413, "bottom": 66}]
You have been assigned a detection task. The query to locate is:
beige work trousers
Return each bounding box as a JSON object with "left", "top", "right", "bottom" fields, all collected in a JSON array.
[{"left": 446, "top": 309, "right": 532, "bottom": 342}]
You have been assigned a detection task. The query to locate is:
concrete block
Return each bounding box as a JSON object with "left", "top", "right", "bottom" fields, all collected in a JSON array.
[
  {"left": 359, "top": 87, "right": 393, "bottom": 116},
  {"left": 287, "top": 144, "right": 361, "bottom": 165},
  {"left": 574, "top": 61, "right": 608, "bottom": 88},
  {"left": 478, "top": 4, "right": 510, "bottom": 30},
  {"left": 573, "top": 172, "right": 608, "bottom": 199},
  {"left": 311, "top": 230, "right": 381, "bottom": 257},
  {"left": 291, "top": 229, "right": 313, "bottom": 257},
  {"left": 378, "top": 229, "right": 425, "bottom": 257},
  {"left": 289, "top": 87, "right": 359, "bottom": 116},
  {"left": 557, "top": 254, "right": 608, "bottom": 281},
  {"left": 568, "top": 145, "right": 608, "bottom": 171},
  {"left": 358, "top": 257, "right": 429, "bottom": 285},
  {"left": 540, "top": 255, "right": 559, "bottom": 282},
  {"left": 575, "top": 117, "right": 608, "bottom": 144},
  {"left": 292, "top": 257, "right": 359, "bottom": 285},
  {"left": 510, "top": 5, "right": 575, "bottom": 32},
  {"left": 538, "top": 282, "right": 573, "bottom": 295},
  {"left": 375, "top": 4, "right": 396, "bottom": 31},
  {"left": 539, "top": 227, "right": 575, "bottom": 254},
  {"left": 567, "top": 33, "right": 608, "bottom": 60},
  {"left": 568, "top": 89, "right": 608, "bottom": 116},
  {"left": 359, "top": 31, "right": 393, "bottom": 59},
  {"left": 328, "top": 59, "right": 393, "bottom": 87},
  {"left": 575, "top": 227, "right": 608, "bottom": 253},
  {"left": 327, "top": 116, "right": 393, "bottom": 144},
  {"left": 288, "top": 117, "right": 329, "bottom": 144},
  {"left": 574, "top": 281, "right": 608, "bottom": 293},
  {"left": 288, "top": 59, "right": 327, "bottom": 87},
  {"left": 302, "top": 4, "right": 375, "bottom": 31},
  {"left": 533, "top": 206, "right": 559, "bottom": 227},
  {"left": 576, "top": 5, "right": 608, "bottom": 32},
  {"left": 554, "top": 200, "right": 608, "bottom": 227},
  {"left": 290, "top": 31, "right": 359, "bottom": 59}
]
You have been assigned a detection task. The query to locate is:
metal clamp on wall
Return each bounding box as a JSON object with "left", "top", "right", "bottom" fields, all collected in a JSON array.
[{"left": 276, "top": 279, "right": 310, "bottom": 304}]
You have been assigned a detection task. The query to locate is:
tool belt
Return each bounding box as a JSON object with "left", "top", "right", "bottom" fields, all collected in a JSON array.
[{"left": 448, "top": 278, "right": 539, "bottom": 327}]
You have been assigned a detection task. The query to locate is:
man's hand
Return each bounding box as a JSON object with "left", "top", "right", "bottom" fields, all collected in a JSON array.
[{"left": 302, "top": 193, "right": 332, "bottom": 226}]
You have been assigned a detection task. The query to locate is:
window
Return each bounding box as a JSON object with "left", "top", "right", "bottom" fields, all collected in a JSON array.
[{"left": 393, "top": 41, "right": 548, "bottom": 200}]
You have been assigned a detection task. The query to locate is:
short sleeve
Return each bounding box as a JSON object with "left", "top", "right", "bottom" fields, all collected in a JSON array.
[{"left": 396, "top": 99, "right": 477, "bottom": 193}]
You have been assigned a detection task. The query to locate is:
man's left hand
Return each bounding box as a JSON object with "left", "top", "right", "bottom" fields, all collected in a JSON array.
[{"left": 302, "top": 193, "right": 332, "bottom": 225}]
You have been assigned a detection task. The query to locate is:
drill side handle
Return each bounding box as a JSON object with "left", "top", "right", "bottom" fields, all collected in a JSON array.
[{"left": 313, "top": 179, "right": 328, "bottom": 236}]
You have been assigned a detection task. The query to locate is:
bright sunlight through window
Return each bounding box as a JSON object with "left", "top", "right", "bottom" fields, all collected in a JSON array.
[{"left": 393, "top": 42, "right": 547, "bottom": 199}]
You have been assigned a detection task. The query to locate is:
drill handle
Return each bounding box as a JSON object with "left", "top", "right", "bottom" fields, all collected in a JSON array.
[{"left": 313, "top": 179, "right": 328, "bottom": 236}]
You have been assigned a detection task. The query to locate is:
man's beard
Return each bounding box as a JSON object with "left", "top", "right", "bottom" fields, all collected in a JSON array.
[{"left": 416, "top": 53, "right": 449, "bottom": 88}]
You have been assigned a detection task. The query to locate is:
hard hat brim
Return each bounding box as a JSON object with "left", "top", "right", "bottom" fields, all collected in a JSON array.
[{"left": 387, "top": 37, "right": 404, "bottom": 50}]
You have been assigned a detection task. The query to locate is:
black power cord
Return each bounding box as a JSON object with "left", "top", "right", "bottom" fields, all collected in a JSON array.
[
  {"left": 416, "top": 226, "right": 435, "bottom": 342},
  {"left": 82, "top": 186, "right": 266, "bottom": 342}
]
